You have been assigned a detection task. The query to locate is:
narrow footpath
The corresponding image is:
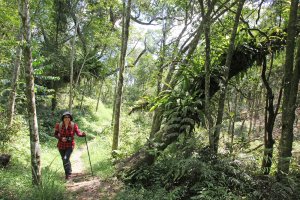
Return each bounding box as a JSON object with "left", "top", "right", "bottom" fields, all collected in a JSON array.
[{"left": 66, "top": 147, "right": 122, "bottom": 200}]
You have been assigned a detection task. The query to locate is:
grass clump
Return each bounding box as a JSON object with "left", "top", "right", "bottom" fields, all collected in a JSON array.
[
  {"left": 19, "top": 167, "right": 67, "bottom": 200},
  {"left": 81, "top": 135, "right": 115, "bottom": 178}
]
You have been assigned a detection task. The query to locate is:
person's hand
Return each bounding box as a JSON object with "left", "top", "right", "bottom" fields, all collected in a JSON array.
[
  {"left": 82, "top": 132, "right": 86, "bottom": 137},
  {"left": 62, "top": 137, "right": 67, "bottom": 142}
]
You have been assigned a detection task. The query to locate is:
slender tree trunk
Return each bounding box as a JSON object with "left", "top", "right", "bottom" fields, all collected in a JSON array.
[
  {"left": 253, "top": 90, "right": 263, "bottom": 136},
  {"left": 157, "top": 9, "right": 167, "bottom": 93},
  {"left": 213, "top": 0, "right": 245, "bottom": 153},
  {"left": 69, "top": 20, "right": 79, "bottom": 113},
  {"left": 227, "top": 98, "right": 232, "bottom": 145},
  {"left": 96, "top": 81, "right": 103, "bottom": 112},
  {"left": 19, "top": 0, "right": 41, "bottom": 185},
  {"left": 88, "top": 78, "right": 93, "bottom": 95},
  {"left": 112, "top": 0, "right": 131, "bottom": 153},
  {"left": 261, "top": 56, "right": 282, "bottom": 175},
  {"left": 240, "top": 119, "right": 247, "bottom": 145},
  {"left": 277, "top": 0, "right": 300, "bottom": 177},
  {"left": 111, "top": 77, "right": 118, "bottom": 126},
  {"left": 7, "top": 26, "right": 23, "bottom": 126},
  {"left": 150, "top": 8, "right": 167, "bottom": 139},
  {"left": 79, "top": 88, "right": 85, "bottom": 111},
  {"left": 199, "top": 0, "right": 214, "bottom": 151},
  {"left": 247, "top": 92, "right": 255, "bottom": 139},
  {"left": 75, "top": 53, "right": 88, "bottom": 86},
  {"left": 150, "top": 109, "right": 163, "bottom": 138},
  {"left": 51, "top": 80, "right": 58, "bottom": 111},
  {"left": 229, "top": 93, "right": 238, "bottom": 155}
]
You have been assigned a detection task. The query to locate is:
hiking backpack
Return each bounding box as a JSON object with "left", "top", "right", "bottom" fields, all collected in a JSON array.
[{"left": 58, "top": 121, "right": 75, "bottom": 132}]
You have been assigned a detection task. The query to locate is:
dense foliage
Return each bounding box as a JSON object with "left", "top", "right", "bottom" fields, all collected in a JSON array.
[{"left": 1, "top": 0, "right": 300, "bottom": 199}]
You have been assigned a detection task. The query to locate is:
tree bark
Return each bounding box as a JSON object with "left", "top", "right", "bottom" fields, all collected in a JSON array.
[
  {"left": 229, "top": 93, "right": 238, "bottom": 155},
  {"left": 7, "top": 25, "right": 23, "bottom": 126},
  {"left": 96, "top": 81, "right": 103, "bottom": 112},
  {"left": 247, "top": 91, "right": 255, "bottom": 139},
  {"left": 261, "top": 55, "right": 282, "bottom": 175},
  {"left": 112, "top": 0, "right": 131, "bottom": 154},
  {"left": 199, "top": 0, "right": 214, "bottom": 152},
  {"left": 19, "top": 0, "right": 41, "bottom": 185},
  {"left": 277, "top": 0, "right": 300, "bottom": 177},
  {"left": 51, "top": 80, "right": 58, "bottom": 111},
  {"left": 150, "top": 7, "right": 168, "bottom": 139},
  {"left": 213, "top": 0, "right": 245, "bottom": 153},
  {"left": 68, "top": 20, "right": 79, "bottom": 113}
]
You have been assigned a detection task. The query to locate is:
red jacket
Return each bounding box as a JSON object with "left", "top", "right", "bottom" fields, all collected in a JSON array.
[{"left": 54, "top": 122, "right": 85, "bottom": 149}]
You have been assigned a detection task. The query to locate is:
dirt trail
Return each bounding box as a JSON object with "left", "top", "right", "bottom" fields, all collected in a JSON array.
[{"left": 66, "top": 147, "right": 122, "bottom": 200}]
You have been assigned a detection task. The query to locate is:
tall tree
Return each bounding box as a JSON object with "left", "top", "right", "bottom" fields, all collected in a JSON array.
[
  {"left": 19, "top": 0, "right": 41, "bottom": 185},
  {"left": 69, "top": 19, "right": 79, "bottom": 113},
  {"left": 277, "top": 0, "right": 300, "bottom": 177},
  {"left": 112, "top": 0, "right": 131, "bottom": 153},
  {"left": 150, "top": 0, "right": 222, "bottom": 137},
  {"left": 213, "top": 0, "right": 245, "bottom": 153},
  {"left": 149, "top": 4, "right": 169, "bottom": 139},
  {"left": 261, "top": 54, "right": 282, "bottom": 175},
  {"left": 7, "top": 24, "right": 23, "bottom": 126},
  {"left": 199, "top": 0, "right": 214, "bottom": 152}
]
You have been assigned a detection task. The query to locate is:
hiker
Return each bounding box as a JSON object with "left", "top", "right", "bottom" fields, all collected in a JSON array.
[{"left": 54, "top": 111, "right": 86, "bottom": 180}]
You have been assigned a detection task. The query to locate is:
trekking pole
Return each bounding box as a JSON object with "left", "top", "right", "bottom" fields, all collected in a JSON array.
[{"left": 84, "top": 136, "right": 94, "bottom": 176}]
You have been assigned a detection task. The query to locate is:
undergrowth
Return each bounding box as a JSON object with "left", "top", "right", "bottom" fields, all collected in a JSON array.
[
  {"left": 116, "top": 135, "right": 300, "bottom": 200},
  {"left": 0, "top": 121, "right": 67, "bottom": 200}
]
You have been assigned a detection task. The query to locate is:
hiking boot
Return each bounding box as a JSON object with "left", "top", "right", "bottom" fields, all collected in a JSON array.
[{"left": 65, "top": 175, "right": 71, "bottom": 180}]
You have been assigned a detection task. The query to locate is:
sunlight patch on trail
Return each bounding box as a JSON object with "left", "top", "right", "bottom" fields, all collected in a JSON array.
[
  {"left": 65, "top": 146, "right": 122, "bottom": 199},
  {"left": 71, "top": 147, "right": 85, "bottom": 174}
]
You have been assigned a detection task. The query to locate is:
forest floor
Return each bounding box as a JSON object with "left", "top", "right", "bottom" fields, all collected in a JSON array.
[{"left": 65, "top": 147, "right": 123, "bottom": 200}]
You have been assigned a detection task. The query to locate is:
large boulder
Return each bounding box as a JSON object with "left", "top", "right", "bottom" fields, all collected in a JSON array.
[{"left": 0, "top": 154, "right": 11, "bottom": 167}]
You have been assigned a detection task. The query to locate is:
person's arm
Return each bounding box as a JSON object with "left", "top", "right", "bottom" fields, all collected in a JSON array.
[
  {"left": 54, "top": 123, "right": 60, "bottom": 139},
  {"left": 74, "top": 123, "right": 86, "bottom": 137}
]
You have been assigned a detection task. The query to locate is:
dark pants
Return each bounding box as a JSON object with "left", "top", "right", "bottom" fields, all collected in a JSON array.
[{"left": 59, "top": 148, "right": 73, "bottom": 177}]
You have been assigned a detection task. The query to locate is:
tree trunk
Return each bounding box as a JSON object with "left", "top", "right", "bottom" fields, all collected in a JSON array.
[
  {"left": 277, "top": 0, "right": 300, "bottom": 177},
  {"left": 19, "top": 0, "right": 41, "bottom": 185},
  {"left": 69, "top": 20, "right": 79, "bottom": 113},
  {"left": 213, "top": 0, "right": 245, "bottom": 153},
  {"left": 253, "top": 89, "right": 263, "bottom": 136},
  {"left": 227, "top": 98, "right": 232, "bottom": 145},
  {"left": 111, "top": 77, "right": 118, "bottom": 126},
  {"left": 96, "top": 81, "right": 103, "bottom": 112},
  {"left": 150, "top": 108, "right": 163, "bottom": 138},
  {"left": 7, "top": 26, "right": 23, "bottom": 126},
  {"left": 79, "top": 88, "right": 85, "bottom": 111},
  {"left": 230, "top": 93, "right": 238, "bottom": 155},
  {"left": 51, "top": 80, "right": 58, "bottom": 111},
  {"left": 247, "top": 92, "right": 255, "bottom": 139},
  {"left": 150, "top": 8, "right": 168, "bottom": 139},
  {"left": 199, "top": 0, "right": 214, "bottom": 151},
  {"left": 112, "top": 0, "right": 131, "bottom": 154},
  {"left": 261, "top": 56, "right": 282, "bottom": 175}
]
